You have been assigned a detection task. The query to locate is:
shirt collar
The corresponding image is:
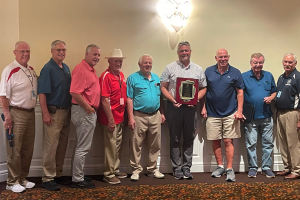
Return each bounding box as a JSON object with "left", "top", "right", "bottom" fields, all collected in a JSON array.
[
  {"left": 138, "top": 71, "right": 154, "bottom": 81},
  {"left": 250, "top": 69, "right": 265, "bottom": 79},
  {"left": 214, "top": 64, "right": 231, "bottom": 75},
  {"left": 50, "top": 58, "right": 65, "bottom": 70},
  {"left": 82, "top": 59, "right": 95, "bottom": 72},
  {"left": 13, "top": 60, "right": 30, "bottom": 70},
  {"left": 177, "top": 60, "right": 191, "bottom": 70}
]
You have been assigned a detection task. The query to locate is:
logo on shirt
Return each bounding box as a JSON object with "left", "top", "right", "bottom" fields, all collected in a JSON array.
[
  {"left": 228, "top": 76, "right": 230, "bottom": 78},
  {"left": 286, "top": 79, "right": 292, "bottom": 85}
]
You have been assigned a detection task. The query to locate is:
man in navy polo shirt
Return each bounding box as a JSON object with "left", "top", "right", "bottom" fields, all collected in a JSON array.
[
  {"left": 203, "top": 49, "right": 244, "bottom": 182},
  {"left": 242, "top": 53, "right": 276, "bottom": 178},
  {"left": 275, "top": 53, "right": 300, "bottom": 180},
  {"left": 38, "top": 40, "right": 72, "bottom": 191},
  {"left": 127, "top": 54, "right": 166, "bottom": 181}
]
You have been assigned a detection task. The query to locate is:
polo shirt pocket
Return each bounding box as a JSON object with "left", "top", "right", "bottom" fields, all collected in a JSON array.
[{"left": 264, "top": 82, "right": 271, "bottom": 91}]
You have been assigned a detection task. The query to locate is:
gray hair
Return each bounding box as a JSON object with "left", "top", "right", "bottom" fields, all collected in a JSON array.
[
  {"left": 138, "top": 54, "right": 153, "bottom": 65},
  {"left": 177, "top": 41, "right": 191, "bottom": 50},
  {"left": 86, "top": 44, "right": 100, "bottom": 52},
  {"left": 250, "top": 53, "right": 265, "bottom": 63},
  {"left": 15, "top": 41, "right": 29, "bottom": 49},
  {"left": 51, "top": 40, "right": 66, "bottom": 49},
  {"left": 283, "top": 53, "right": 297, "bottom": 63}
]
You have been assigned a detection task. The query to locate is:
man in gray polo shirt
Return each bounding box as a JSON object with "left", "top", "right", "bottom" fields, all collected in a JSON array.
[{"left": 160, "top": 41, "right": 207, "bottom": 179}]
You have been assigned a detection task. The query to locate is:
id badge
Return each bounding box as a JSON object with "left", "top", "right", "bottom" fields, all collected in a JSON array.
[
  {"left": 31, "top": 89, "right": 36, "bottom": 99},
  {"left": 120, "top": 98, "right": 124, "bottom": 105},
  {"left": 277, "top": 91, "right": 282, "bottom": 98}
]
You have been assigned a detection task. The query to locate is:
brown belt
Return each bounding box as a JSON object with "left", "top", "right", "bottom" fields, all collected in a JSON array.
[{"left": 10, "top": 106, "right": 34, "bottom": 112}]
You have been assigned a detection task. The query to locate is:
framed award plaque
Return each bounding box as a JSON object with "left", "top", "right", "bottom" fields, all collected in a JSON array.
[{"left": 175, "top": 77, "right": 198, "bottom": 105}]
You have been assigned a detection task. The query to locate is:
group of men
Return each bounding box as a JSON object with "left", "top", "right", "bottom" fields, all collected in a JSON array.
[{"left": 1, "top": 40, "right": 300, "bottom": 193}]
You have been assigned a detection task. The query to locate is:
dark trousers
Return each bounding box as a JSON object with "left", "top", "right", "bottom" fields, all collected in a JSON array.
[{"left": 167, "top": 101, "right": 197, "bottom": 171}]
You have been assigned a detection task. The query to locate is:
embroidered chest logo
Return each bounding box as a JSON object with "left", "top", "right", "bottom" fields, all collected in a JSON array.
[{"left": 286, "top": 79, "right": 292, "bottom": 85}]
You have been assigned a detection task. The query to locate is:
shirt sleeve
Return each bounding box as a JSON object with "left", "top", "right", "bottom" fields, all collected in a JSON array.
[
  {"left": 37, "top": 66, "right": 51, "bottom": 94},
  {"left": 235, "top": 70, "right": 245, "bottom": 89},
  {"left": 70, "top": 66, "right": 86, "bottom": 94},
  {"left": 160, "top": 66, "right": 170, "bottom": 82},
  {"left": 100, "top": 73, "right": 111, "bottom": 97},
  {"left": 198, "top": 68, "right": 207, "bottom": 88},
  {"left": 126, "top": 75, "right": 134, "bottom": 99},
  {"left": 270, "top": 74, "right": 277, "bottom": 94},
  {"left": 0, "top": 67, "right": 10, "bottom": 98}
]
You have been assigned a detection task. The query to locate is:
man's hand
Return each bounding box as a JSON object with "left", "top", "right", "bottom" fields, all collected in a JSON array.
[
  {"left": 234, "top": 111, "right": 246, "bottom": 122},
  {"left": 3, "top": 116, "right": 13, "bottom": 135},
  {"left": 263, "top": 96, "right": 272, "bottom": 104},
  {"left": 173, "top": 100, "right": 182, "bottom": 108},
  {"left": 161, "top": 113, "right": 166, "bottom": 124},
  {"left": 107, "top": 119, "right": 116, "bottom": 132},
  {"left": 86, "top": 106, "right": 95, "bottom": 114},
  {"left": 201, "top": 107, "right": 207, "bottom": 119},
  {"left": 43, "top": 112, "right": 53, "bottom": 126},
  {"left": 297, "top": 121, "right": 300, "bottom": 131},
  {"left": 128, "top": 118, "right": 136, "bottom": 130}
]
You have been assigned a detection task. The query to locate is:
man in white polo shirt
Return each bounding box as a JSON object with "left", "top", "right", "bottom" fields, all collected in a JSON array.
[{"left": 0, "top": 41, "right": 37, "bottom": 193}]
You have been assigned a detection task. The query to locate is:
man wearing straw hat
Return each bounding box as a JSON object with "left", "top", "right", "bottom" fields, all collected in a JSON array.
[
  {"left": 98, "top": 49, "right": 128, "bottom": 184},
  {"left": 69, "top": 44, "right": 101, "bottom": 189}
]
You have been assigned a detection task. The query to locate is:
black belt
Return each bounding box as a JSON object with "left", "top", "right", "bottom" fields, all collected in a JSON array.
[
  {"left": 72, "top": 103, "right": 96, "bottom": 109},
  {"left": 134, "top": 109, "right": 158, "bottom": 115},
  {"left": 10, "top": 106, "right": 34, "bottom": 112},
  {"left": 48, "top": 105, "right": 70, "bottom": 110}
]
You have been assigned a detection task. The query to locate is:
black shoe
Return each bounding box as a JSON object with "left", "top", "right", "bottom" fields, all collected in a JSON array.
[
  {"left": 84, "top": 176, "right": 93, "bottom": 182},
  {"left": 54, "top": 176, "right": 72, "bottom": 185},
  {"left": 173, "top": 170, "right": 184, "bottom": 180},
  {"left": 70, "top": 181, "right": 95, "bottom": 189},
  {"left": 42, "top": 180, "right": 60, "bottom": 191},
  {"left": 183, "top": 168, "right": 193, "bottom": 179}
]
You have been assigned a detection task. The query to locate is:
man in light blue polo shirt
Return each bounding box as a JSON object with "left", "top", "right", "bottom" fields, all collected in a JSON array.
[
  {"left": 203, "top": 49, "right": 244, "bottom": 182},
  {"left": 127, "top": 54, "right": 166, "bottom": 181},
  {"left": 242, "top": 53, "right": 276, "bottom": 178}
]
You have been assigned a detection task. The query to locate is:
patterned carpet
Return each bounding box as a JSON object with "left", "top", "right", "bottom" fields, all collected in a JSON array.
[{"left": 1, "top": 181, "right": 300, "bottom": 200}]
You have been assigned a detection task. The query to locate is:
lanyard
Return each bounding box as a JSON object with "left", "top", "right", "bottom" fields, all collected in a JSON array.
[
  {"left": 20, "top": 67, "right": 34, "bottom": 89},
  {"left": 109, "top": 69, "right": 123, "bottom": 98}
]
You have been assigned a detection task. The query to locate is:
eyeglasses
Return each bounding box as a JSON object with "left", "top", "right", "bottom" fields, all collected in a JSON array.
[
  {"left": 252, "top": 62, "right": 264, "bottom": 65},
  {"left": 54, "top": 49, "right": 67, "bottom": 52},
  {"left": 15, "top": 50, "right": 31, "bottom": 54}
]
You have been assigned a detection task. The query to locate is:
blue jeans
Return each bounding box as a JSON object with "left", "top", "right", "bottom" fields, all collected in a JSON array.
[{"left": 244, "top": 117, "right": 274, "bottom": 171}]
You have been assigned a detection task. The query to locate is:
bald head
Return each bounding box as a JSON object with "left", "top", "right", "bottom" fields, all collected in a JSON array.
[
  {"left": 216, "top": 49, "right": 228, "bottom": 56},
  {"left": 215, "top": 48, "right": 230, "bottom": 68}
]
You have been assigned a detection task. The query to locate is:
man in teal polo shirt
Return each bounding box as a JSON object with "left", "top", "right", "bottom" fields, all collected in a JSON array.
[
  {"left": 242, "top": 53, "right": 276, "bottom": 178},
  {"left": 127, "top": 54, "right": 166, "bottom": 181},
  {"left": 38, "top": 40, "right": 71, "bottom": 191}
]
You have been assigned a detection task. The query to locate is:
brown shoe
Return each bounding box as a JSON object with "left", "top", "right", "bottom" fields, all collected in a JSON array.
[
  {"left": 103, "top": 176, "right": 121, "bottom": 184},
  {"left": 115, "top": 172, "right": 127, "bottom": 179},
  {"left": 284, "top": 173, "right": 299, "bottom": 180},
  {"left": 277, "top": 170, "right": 291, "bottom": 176}
]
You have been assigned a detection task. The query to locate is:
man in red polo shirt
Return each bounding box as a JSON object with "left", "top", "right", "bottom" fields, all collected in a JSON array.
[
  {"left": 69, "top": 44, "right": 101, "bottom": 189},
  {"left": 98, "top": 49, "right": 127, "bottom": 184}
]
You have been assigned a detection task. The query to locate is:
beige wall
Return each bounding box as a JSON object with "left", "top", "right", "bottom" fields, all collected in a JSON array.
[
  {"left": 0, "top": 0, "right": 19, "bottom": 69},
  {"left": 2, "top": 0, "right": 300, "bottom": 80}
]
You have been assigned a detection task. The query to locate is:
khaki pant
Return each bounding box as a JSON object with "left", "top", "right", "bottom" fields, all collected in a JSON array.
[
  {"left": 130, "top": 111, "right": 161, "bottom": 174},
  {"left": 101, "top": 123, "right": 123, "bottom": 179},
  {"left": 42, "top": 108, "right": 70, "bottom": 182},
  {"left": 277, "top": 110, "right": 300, "bottom": 174},
  {"left": 7, "top": 108, "right": 35, "bottom": 186},
  {"left": 206, "top": 112, "right": 241, "bottom": 140}
]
